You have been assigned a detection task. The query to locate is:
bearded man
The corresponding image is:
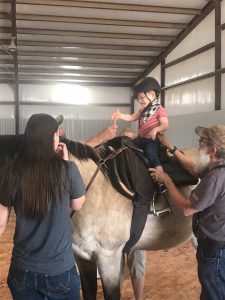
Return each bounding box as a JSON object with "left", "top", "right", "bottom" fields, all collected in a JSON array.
[{"left": 149, "top": 125, "right": 225, "bottom": 300}]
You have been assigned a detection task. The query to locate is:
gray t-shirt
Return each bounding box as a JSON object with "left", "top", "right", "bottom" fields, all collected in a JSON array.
[
  {"left": 0, "top": 161, "right": 85, "bottom": 275},
  {"left": 191, "top": 161, "right": 225, "bottom": 241}
]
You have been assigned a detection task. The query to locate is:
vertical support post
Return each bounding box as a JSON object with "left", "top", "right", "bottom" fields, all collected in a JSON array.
[
  {"left": 215, "top": 0, "right": 221, "bottom": 110},
  {"left": 160, "top": 60, "right": 165, "bottom": 107},
  {"left": 11, "top": 0, "right": 19, "bottom": 134}
]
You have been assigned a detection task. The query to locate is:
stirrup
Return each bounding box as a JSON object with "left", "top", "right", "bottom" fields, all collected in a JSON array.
[{"left": 152, "top": 192, "right": 171, "bottom": 216}]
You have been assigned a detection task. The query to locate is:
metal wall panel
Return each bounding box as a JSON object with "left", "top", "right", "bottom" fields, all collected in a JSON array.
[
  {"left": 165, "top": 49, "right": 214, "bottom": 86},
  {"left": 222, "top": 30, "right": 225, "bottom": 68},
  {"left": 20, "top": 84, "right": 131, "bottom": 105},
  {"left": 222, "top": 74, "right": 225, "bottom": 111},
  {"left": 221, "top": 0, "right": 225, "bottom": 24},
  {"left": 165, "top": 77, "right": 214, "bottom": 116},
  {"left": 168, "top": 109, "right": 225, "bottom": 148},
  {"left": 166, "top": 11, "right": 215, "bottom": 63}
]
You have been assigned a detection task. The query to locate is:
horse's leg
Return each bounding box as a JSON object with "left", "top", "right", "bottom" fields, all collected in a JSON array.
[
  {"left": 75, "top": 256, "right": 97, "bottom": 300},
  {"left": 97, "top": 252, "right": 123, "bottom": 300}
]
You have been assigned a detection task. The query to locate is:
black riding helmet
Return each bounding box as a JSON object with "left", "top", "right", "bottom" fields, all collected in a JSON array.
[{"left": 133, "top": 77, "right": 161, "bottom": 99}]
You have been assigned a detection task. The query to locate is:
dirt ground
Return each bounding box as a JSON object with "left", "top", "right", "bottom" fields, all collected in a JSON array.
[{"left": 0, "top": 211, "right": 200, "bottom": 300}]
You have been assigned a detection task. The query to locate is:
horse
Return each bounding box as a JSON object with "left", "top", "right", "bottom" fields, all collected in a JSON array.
[
  {"left": 0, "top": 135, "right": 200, "bottom": 300},
  {"left": 65, "top": 137, "right": 200, "bottom": 300}
]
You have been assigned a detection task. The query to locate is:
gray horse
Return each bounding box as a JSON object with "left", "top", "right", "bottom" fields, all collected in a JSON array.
[{"left": 67, "top": 139, "right": 200, "bottom": 300}]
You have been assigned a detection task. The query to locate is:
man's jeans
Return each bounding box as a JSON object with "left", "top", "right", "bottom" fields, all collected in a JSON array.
[
  {"left": 7, "top": 264, "right": 80, "bottom": 300},
  {"left": 197, "top": 243, "right": 225, "bottom": 300}
]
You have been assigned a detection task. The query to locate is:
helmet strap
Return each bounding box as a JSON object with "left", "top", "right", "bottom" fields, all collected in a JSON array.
[{"left": 144, "top": 92, "right": 153, "bottom": 104}]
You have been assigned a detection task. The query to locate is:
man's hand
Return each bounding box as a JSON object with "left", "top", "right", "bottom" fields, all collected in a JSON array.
[{"left": 149, "top": 167, "right": 168, "bottom": 184}]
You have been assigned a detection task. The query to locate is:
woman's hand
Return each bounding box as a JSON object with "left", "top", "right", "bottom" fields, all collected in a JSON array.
[{"left": 56, "top": 142, "right": 69, "bottom": 160}]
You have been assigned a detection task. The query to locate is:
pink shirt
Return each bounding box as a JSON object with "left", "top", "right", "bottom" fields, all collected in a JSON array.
[{"left": 138, "top": 106, "right": 168, "bottom": 137}]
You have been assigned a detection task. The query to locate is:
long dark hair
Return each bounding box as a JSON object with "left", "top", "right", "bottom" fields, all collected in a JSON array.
[{"left": 2, "top": 114, "right": 68, "bottom": 219}]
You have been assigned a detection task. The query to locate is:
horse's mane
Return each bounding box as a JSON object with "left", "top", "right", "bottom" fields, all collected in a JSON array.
[
  {"left": 0, "top": 135, "right": 23, "bottom": 168},
  {"left": 65, "top": 140, "right": 99, "bottom": 164}
]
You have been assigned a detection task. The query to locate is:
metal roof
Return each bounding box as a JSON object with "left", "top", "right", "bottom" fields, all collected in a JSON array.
[{"left": 0, "top": 0, "right": 214, "bottom": 87}]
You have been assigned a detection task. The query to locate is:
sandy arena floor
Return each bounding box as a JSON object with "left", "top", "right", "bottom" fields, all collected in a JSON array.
[{"left": 0, "top": 211, "right": 200, "bottom": 300}]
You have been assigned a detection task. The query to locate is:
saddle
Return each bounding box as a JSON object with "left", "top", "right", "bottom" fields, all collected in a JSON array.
[{"left": 97, "top": 136, "right": 199, "bottom": 252}]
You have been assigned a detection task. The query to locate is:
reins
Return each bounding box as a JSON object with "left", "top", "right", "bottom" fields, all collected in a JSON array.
[{"left": 86, "top": 145, "right": 128, "bottom": 192}]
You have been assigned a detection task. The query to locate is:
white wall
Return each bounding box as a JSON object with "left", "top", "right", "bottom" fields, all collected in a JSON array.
[
  {"left": 0, "top": 83, "right": 131, "bottom": 137},
  {"left": 168, "top": 110, "right": 225, "bottom": 148},
  {"left": 166, "top": 11, "right": 215, "bottom": 63}
]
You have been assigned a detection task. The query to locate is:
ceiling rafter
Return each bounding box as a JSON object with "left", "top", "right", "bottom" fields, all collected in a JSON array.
[
  {"left": 1, "top": 59, "right": 148, "bottom": 69},
  {"left": 0, "top": 67, "right": 140, "bottom": 77},
  {"left": 16, "top": 0, "right": 201, "bottom": 15},
  {"left": 16, "top": 28, "right": 176, "bottom": 41},
  {"left": 16, "top": 14, "right": 187, "bottom": 29},
  {"left": 0, "top": 49, "right": 154, "bottom": 60},
  {"left": 0, "top": 0, "right": 215, "bottom": 87},
  {"left": 12, "top": 40, "right": 164, "bottom": 52}
]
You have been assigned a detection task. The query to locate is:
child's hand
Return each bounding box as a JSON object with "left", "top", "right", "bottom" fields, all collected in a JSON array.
[
  {"left": 56, "top": 142, "right": 69, "bottom": 160},
  {"left": 147, "top": 128, "right": 158, "bottom": 140},
  {"left": 112, "top": 108, "right": 121, "bottom": 121}
]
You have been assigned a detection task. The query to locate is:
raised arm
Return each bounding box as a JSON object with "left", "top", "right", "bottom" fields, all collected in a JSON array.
[
  {"left": 84, "top": 125, "right": 117, "bottom": 147},
  {"left": 112, "top": 108, "right": 140, "bottom": 122}
]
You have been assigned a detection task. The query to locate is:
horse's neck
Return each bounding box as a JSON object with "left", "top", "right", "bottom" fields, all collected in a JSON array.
[{"left": 71, "top": 157, "right": 98, "bottom": 187}]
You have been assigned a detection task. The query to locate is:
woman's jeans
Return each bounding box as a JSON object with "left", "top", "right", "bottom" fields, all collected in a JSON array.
[
  {"left": 7, "top": 264, "right": 80, "bottom": 300},
  {"left": 197, "top": 242, "right": 225, "bottom": 300}
]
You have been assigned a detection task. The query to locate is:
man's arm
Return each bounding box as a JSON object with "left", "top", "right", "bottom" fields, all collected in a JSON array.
[
  {"left": 84, "top": 125, "right": 117, "bottom": 147},
  {"left": 149, "top": 169, "right": 198, "bottom": 216},
  {"left": 0, "top": 204, "right": 10, "bottom": 237},
  {"left": 157, "top": 133, "right": 198, "bottom": 176}
]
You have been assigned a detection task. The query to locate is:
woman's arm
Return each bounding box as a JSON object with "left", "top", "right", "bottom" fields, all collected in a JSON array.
[
  {"left": 0, "top": 204, "right": 10, "bottom": 237},
  {"left": 70, "top": 195, "right": 86, "bottom": 210}
]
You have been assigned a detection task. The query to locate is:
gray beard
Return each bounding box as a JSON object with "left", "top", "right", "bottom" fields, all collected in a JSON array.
[{"left": 197, "top": 148, "right": 210, "bottom": 175}]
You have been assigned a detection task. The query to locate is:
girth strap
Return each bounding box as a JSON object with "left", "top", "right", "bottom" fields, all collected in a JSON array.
[{"left": 86, "top": 145, "right": 128, "bottom": 192}]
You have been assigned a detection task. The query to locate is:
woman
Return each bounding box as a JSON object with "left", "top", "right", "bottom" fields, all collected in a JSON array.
[{"left": 0, "top": 113, "right": 86, "bottom": 300}]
